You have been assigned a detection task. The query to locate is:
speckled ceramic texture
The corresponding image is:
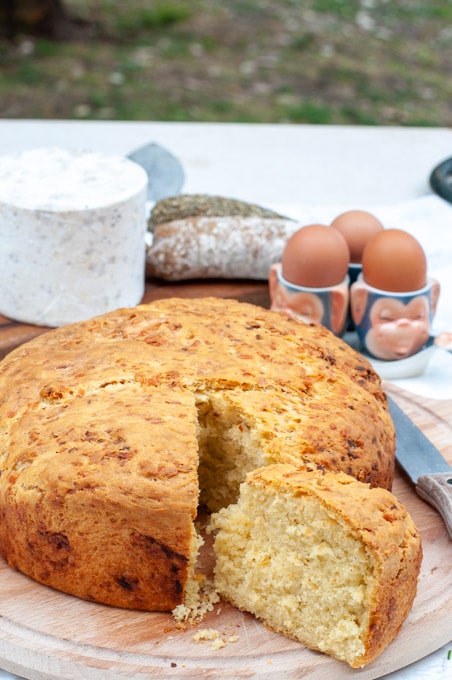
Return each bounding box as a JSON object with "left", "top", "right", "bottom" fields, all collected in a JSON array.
[{"left": 0, "top": 148, "right": 148, "bottom": 327}]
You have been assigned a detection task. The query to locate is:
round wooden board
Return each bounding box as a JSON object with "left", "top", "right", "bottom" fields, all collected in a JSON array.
[
  {"left": 0, "top": 391, "right": 450, "bottom": 680},
  {"left": 0, "top": 284, "right": 450, "bottom": 679}
]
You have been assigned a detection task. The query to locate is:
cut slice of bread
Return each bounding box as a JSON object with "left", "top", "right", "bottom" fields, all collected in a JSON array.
[{"left": 210, "top": 464, "right": 422, "bottom": 668}]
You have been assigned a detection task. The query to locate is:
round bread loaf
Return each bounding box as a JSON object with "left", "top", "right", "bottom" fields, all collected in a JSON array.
[
  {"left": 210, "top": 464, "right": 422, "bottom": 668},
  {"left": 0, "top": 297, "right": 395, "bottom": 612}
]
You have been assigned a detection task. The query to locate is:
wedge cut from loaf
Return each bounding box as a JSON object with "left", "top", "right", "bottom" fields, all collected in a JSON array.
[{"left": 210, "top": 464, "right": 422, "bottom": 668}]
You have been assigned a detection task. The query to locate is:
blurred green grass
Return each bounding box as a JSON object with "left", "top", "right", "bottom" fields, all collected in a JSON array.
[{"left": 1, "top": 0, "right": 451, "bottom": 126}]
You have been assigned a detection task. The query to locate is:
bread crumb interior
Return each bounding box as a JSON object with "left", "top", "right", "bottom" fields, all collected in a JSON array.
[
  {"left": 173, "top": 389, "right": 267, "bottom": 622},
  {"left": 209, "top": 483, "right": 373, "bottom": 665},
  {"left": 195, "top": 391, "right": 266, "bottom": 512},
  {"left": 174, "top": 388, "right": 374, "bottom": 667}
]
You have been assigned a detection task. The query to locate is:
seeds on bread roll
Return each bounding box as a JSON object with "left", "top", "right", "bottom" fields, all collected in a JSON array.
[{"left": 148, "top": 194, "right": 289, "bottom": 228}]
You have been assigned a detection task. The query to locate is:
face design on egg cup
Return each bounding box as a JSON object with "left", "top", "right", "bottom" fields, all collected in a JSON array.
[
  {"left": 268, "top": 263, "right": 349, "bottom": 336},
  {"left": 350, "top": 276, "right": 440, "bottom": 361}
]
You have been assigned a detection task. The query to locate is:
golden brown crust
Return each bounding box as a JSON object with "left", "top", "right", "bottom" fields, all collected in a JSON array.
[
  {"left": 0, "top": 297, "right": 395, "bottom": 610},
  {"left": 0, "top": 384, "right": 199, "bottom": 610}
]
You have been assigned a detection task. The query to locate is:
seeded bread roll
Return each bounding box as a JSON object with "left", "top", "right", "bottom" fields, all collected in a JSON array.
[
  {"left": 146, "top": 215, "right": 300, "bottom": 280},
  {"left": 210, "top": 464, "right": 422, "bottom": 668},
  {"left": 0, "top": 297, "right": 395, "bottom": 612},
  {"left": 146, "top": 194, "right": 297, "bottom": 281}
]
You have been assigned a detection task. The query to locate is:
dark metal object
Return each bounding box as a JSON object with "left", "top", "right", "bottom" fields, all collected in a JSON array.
[{"left": 429, "top": 157, "right": 452, "bottom": 203}]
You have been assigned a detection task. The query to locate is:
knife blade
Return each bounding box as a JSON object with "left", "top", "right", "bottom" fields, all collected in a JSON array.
[{"left": 387, "top": 395, "right": 452, "bottom": 539}]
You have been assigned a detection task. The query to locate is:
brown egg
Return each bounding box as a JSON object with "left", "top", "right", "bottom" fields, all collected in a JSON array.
[
  {"left": 281, "top": 224, "right": 350, "bottom": 288},
  {"left": 331, "top": 210, "right": 384, "bottom": 264},
  {"left": 361, "top": 229, "right": 427, "bottom": 292}
]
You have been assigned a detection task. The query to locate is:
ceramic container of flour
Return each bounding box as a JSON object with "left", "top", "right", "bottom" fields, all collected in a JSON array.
[{"left": 0, "top": 147, "right": 148, "bottom": 327}]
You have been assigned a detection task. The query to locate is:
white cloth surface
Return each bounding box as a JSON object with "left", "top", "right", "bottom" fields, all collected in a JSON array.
[
  {"left": 382, "top": 643, "right": 451, "bottom": 679},
  {"left": 0, "top": 124, "right": 450, "bottom": 679},
  {"left": 269, "top": 194, "right": 452, "bottom": 399}
]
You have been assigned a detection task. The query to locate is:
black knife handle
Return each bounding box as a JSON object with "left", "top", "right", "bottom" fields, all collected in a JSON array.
[{"left": 416, "top": 472, "right": 452, "bottom": 539}]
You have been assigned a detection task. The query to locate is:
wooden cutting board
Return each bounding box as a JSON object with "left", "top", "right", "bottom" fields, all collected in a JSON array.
[{"left": 0, "top": 281, "right": 450, "bottom": 680}]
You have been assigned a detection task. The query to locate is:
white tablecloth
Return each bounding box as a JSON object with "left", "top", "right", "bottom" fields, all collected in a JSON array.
[{"left": 0, "top": 120, "right": 450, "bottom": 680}]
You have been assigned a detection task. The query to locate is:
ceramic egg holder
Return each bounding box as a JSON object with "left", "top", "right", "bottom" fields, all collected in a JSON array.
[
  {"left": 268, "top": 217, "right": 442, "bottom": 379},
  {"left": 269, "top": 223, "right": 351, "bottom": 336},
  {"left": 350, "top": 275, "right": 441, "bottom": 362},
  {"left": 269, "top": 263, "right": 349, "bottom": 336}
]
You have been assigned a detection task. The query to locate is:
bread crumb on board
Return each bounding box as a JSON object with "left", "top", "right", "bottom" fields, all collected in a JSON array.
[
  {"left": 192, "top": 628, "right": 240, "bottom": 651},
  {"left": 172, "top": 576, "right": 220, "bottom": 627}
]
